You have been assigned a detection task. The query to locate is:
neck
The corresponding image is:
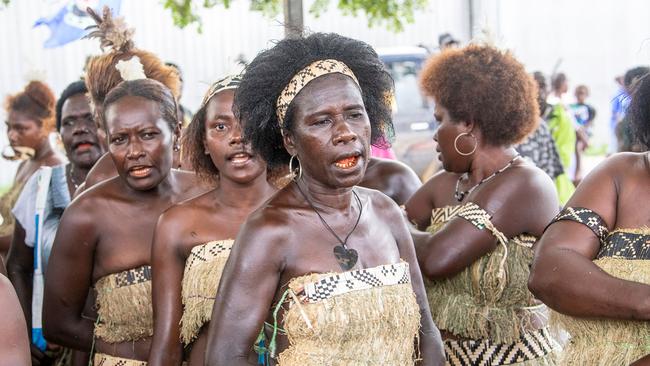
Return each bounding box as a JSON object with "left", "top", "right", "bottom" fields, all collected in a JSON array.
[
  {"left": 466, "top": 146, "right": 518, "bottom": 185},
  {"left": 32, "top": 138, "right": 54, "bottom": 161},
  {"left": 70, "top": 163, "right": 91, "bottom": 183},
  {"left": 295, "top": 173, "right": 354, "bottom": 211},
  {"left": 214, "top": 173, "right": 274, "bottom": 209}
]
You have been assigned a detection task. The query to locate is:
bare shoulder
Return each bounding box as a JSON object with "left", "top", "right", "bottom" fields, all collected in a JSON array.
[
  {"left": 83, "top": 153, "right": 116, "bottom": 188},
  {"left": 158, "top": 189, "right": 214, "bottom": 228},
  {"left": 369, "top": 158, "right": 419, "bottom": 179},
  {"left": 355, "top": 186, "right": 401, "bottom": 216},
  {"left": 172, "top": 169, "right": 214, "bottom": 199}
]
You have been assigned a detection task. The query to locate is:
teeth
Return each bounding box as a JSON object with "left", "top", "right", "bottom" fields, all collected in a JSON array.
[{"left": 335, "top": 156, "right": 358, "bottom": 169}]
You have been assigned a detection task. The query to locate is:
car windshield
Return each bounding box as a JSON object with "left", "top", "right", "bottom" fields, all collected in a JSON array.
[{"left": 384, "top": 59, "right": 430, "bottom": 114}]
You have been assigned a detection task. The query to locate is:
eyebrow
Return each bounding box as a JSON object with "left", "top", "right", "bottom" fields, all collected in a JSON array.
[{"left": 304, "top": 103, "right": 365, "bottom": 118}]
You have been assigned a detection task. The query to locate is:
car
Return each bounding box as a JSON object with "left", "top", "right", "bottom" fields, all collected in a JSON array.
[{"left": 377, "top": 46, "right": 439, "bottom": 179}]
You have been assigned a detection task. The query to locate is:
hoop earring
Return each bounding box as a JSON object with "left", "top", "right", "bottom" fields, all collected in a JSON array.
[
  {"left": 289, "top": 154, "right": 302, "bottom": 180},
  {"left": 454, "top": 132, "right": 477, "bottom": 156}
]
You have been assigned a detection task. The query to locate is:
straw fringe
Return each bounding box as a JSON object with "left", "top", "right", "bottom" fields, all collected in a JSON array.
[
  {"left": 277, "top": 272, "right": 421, "bottom": 365},
  {"left": 0, "top": 181, "right": 25, "bottom": 235},
  {"left": 550, "top": 257, "right": 650, "bottom": 366},
  {"left": 95, "top": 275, "right": 153, "bottom": 343},
  {"left": 425, "top": 225, "right": 540, "bottom": 344},
  {"left": 180, "top": 240, "right": 233, "bottom": 345}
]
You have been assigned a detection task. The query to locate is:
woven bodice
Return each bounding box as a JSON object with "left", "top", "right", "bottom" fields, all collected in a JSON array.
[
  {"left": 180, "top": 239, "right": 234, "bottom": 344},
  {"left": 95, "top": 266, "right": 153, "bottom": 343},
  {"left": 277, "top": 262, "right": 420, "bottom": 365}
]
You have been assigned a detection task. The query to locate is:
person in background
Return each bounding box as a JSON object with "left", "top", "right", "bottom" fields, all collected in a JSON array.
[
  {"left": 0, "top": 81, "right": 65, "bottom": 261},
  {"left": 438, "top": 32, "right": 460, "bottom": 50},
  {"left": 528, "top": 68, "right": 650, "bottom": 366},
  {"left": 616, "top": 66, "right": 649, "bottom": 152},
  {"left": 7, "top": 80, "right": 104, "bottom": 366},
  {"left": 165, "top": 62, "right": 193, "bottom": 128},
  {"left": 570, "top": 85, "right": 596, "bottom": 185}
]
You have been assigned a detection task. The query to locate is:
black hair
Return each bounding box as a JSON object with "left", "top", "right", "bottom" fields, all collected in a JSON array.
[
  {"left": 624, "top": 66, "right": 650, "bottom": 89},
  {"left": 103, "top": 79, "right": 178, "bottom": 132},
  {"left": 629, "top": 73, "right": 650, "bottom": 149},
  {"left": 551, "top": 72, "right": 567, "bottom": 91},
  {"left": 183, "top": 100, "right": 215, "bottom": 180},
  {"left": 235, "top": 32, "right": 394, "bottom": 168},
  {"left": 56, "top": 80, "right": 88, "bottom": 131}
]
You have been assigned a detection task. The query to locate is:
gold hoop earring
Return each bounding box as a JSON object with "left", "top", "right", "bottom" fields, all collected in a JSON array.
[
  {"left": 289, "top": 154, "right": 302, "bottom": 180},
  {"left": 454, "top": 132, "right": 477, "bottom": 156}
]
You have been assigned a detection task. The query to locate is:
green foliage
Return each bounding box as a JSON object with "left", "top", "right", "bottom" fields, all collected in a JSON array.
[{"left": 161, "top": 0, "right": 426, "bottom": 32}]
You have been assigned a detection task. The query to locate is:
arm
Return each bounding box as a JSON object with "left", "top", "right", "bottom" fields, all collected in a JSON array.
[
  {"left": 413, "top": 167, "right": 558, "bottom": 280},
  {"left": 205, "top": 213, "right": 286, "bottom": 365},
  {"left": 529, "top": 156, "right": 650, "bottom": 320},
  {"left": 385, "top": 198, "right": 444, "bottom": 365},
  {"left": 386, "top": 162, "right": 422, "bottom": 206},
  {"left": 0, "top": 274, "right": 30, "bottom": 366},
  {"left": 42, "top": 200, "right": 97, "bottom": 350},
  {"left": 148, "top": 212, "right": 186, "bottom": 366},
  {"left": 6, "top": 222, "right": 33, "bottom": 332},
  {"left": 405, "top": 172, "right": 445, "bottom": 230}
]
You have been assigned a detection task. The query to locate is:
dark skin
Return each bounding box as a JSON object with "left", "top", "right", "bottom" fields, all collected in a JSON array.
[
  {"left": 1, "top": 112, "right": 65, "bottom": 258},
  {"left": 529, "top": 152, "right": 650, "bottom": 364},
  {"left": 405, "top": 102, "right": 558, "bottom": 338},
  {"left": 0, "top": 274, "right": 30, "bottom": 366},
  {"left": 43, "top": 95, "right": 206, "bottom": 360},
  {"left": 359, "top": 157, "right": 421, "bottom": 205},
  {"left": 148, "top": 90, "right": 276, "bottom": 366},
  {"left": 205, "top": 75, "right": 444, "bottom": 366},
  {"left": 7, "top": 93, "right": 104, "bottom": 365}
]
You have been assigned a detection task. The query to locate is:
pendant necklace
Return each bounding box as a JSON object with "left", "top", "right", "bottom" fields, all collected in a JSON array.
[
  {"left": 67, "top": 164, "right": 82, "bottom": 190},
  {"left": 295, "top": 181, "right": 362, "bottom": 271},
  {"left": 454, "top": 154, "right": 520, "bottom": 202}
]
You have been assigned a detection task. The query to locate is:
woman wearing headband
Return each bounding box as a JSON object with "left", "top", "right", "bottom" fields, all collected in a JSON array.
[
  {"left": 205, "top": 33, "right": 444, "bottom": 366},
  {"left": 0, "top": 81, "right": 65, "bottom": 259},
  {"left": 148, "top": 75, "right": 276, "bottom": 366},
  {"left": 529, "top": 72, "right": 650, "bottom": 365},
  {"left": 405, "top": 45, "right": 561, "bottom": 365},
  {"left": 43, "top": 75, "right": 206, "bottom": 365}
]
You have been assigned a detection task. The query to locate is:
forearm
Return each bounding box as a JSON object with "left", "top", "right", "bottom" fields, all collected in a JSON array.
[
  {"left": 206, "top": 348, "right": 257, "bottom": 365},
  {"left": 416, "top": 313, "right": 444, "bottom": 366},
  {"left": 6, "top": 267, "right": 32, "bottom": 332},
  {"left": 530, "top": 249, "right": 650, "bottom": 320},
  {"left": 43, "top": 315, "right": 94, "bottom": 351},
  {"left": 148, "top": 338, "right": 183, "bottom": 366}
]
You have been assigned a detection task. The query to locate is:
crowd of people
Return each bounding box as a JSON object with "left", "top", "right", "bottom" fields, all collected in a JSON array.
[{"left": 0, "top": 7, "right": 649, "bottom": 366}]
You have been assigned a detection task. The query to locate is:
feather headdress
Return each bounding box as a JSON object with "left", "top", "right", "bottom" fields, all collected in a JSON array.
[{"left": 84, "top": 6, "right": 134, "bottom": 53}]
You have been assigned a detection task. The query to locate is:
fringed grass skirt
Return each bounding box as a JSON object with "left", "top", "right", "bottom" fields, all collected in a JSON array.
[{"left": 180, "top": 240, "right": 233, "bottom": 345}]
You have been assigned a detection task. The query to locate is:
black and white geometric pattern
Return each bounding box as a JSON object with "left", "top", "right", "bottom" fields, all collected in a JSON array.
[
  {"left": 445, "top": 328, "right": 557, "bottom": 366},
  {"left": 94, "top": 353, "right": 147, "bottom": 366},
  {"left": 455, "top": 203, "right": 493, "bottom": 231},
  {"left": 597, "top": 230, "right": 650, "bottom": 260},
  {"left": 299, "top": 262, "right": 411, "bottom": 304},
  {"left": 275, "top": 59, "right": 359, "bottom": 126},
  {"left": 549, "top": 207, "right": 609, "bottom": 244},
  {"left": 114, "top": 265, "right": 152, "bottom": 288},
  {"left": 185, "top": 240, "right": 234, "bottom": 270}
]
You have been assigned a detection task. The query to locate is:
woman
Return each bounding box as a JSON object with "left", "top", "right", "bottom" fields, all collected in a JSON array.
[
  {"left": 0, "top": 273, "right": 30, "bottom": 365},
  {"left": 528, "top": 73, "right": 650, "bottom": 365},
  {"left": 43, "top": 78, "right": 205, "bottom": 364},
  {"left": 7, "top": 80, "right": 104, "bottom": 365},
  {"left": 405, "top": 44, "right": 560, "bottom": 365},
  {"left": 205, "top": 32, "right": 444, "bottom": 366},
  {"left": 0, "top": 81, "right": 65, "bottom": 258},
  {"left": 148, "top": 75, "right": 277, "bottom": 366}
]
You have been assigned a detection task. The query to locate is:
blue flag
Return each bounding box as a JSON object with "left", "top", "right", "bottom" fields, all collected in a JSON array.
[{"left": 34, "top": 0, "right": 121, "bottom": 48}]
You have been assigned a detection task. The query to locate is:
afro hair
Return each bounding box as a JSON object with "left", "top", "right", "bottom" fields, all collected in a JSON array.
[
  {"left": 420, "top": 44, "right": 539, "bottom": 146},
  {"left": 235, "top": 32, "right": 395, "bottom": 168}
]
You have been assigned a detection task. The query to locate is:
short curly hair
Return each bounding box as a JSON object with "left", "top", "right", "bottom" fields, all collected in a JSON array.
[
  {"left": 629, "top": 73, "right": 650, "bottom": 149},
  {"left": 56, "top": 80, "right": 88, "bottom": 131},
  {"left": 235, "top": 32, "right": 395, "bottom": 168},
  {"left": 4, "top": 81, "right": 56, "bottom": 133},
  {"left": 420, "top": 44, "right": 539, "bottom": 146}
]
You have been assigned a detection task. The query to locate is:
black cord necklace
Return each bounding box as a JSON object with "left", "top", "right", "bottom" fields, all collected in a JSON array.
[
  {"left": 295, "top": 181, "right": 362, "bottom": 271},
  {"left": 454, "top": 155, "right": 520, "bottom": 202}
]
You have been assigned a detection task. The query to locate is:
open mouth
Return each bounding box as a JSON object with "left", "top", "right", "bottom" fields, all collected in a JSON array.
[
  {"left": 228, "top": 152, "right": 252, "bottom": 165},
  {"left": 334, "top": 154, "right": 360, "bottom": 169},
  {"left": 128, "top": 166, "right": 152, "bottom": 178},
  {"left": 74, "top": 141, "right": 95, "bottom": 152}
]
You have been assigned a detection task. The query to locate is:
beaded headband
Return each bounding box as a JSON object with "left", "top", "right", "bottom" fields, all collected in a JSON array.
[
  {"left": 200, "top": 74, "right": 242, "bottom": 109},
  {"left": 275, "top": 59, "right": 359, "bottom": 127}
]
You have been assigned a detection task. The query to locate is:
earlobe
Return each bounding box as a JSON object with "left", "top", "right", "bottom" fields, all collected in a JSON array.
[{"left": 283, "top": 131, "right": 297, "bottom": 157}]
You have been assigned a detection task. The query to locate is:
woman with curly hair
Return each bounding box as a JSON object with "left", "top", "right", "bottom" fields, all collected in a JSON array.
[
  {"left": 205, "top": 32, "right": 444, "bottom": 366},
  {"left": 148, "top": 75, "right": 277, "bottom": 366},
  {"left": 405, "top": 44, "right": 561, "bottom": 365},
  {"left": 529, "top": 73, "right": 650, "bottom": 365},
  {"left": 43, "top": 77, "right": 207, "bottom": 365},
  {"left": 0, "top": 81, "right": 66, "bottom": 259}
]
